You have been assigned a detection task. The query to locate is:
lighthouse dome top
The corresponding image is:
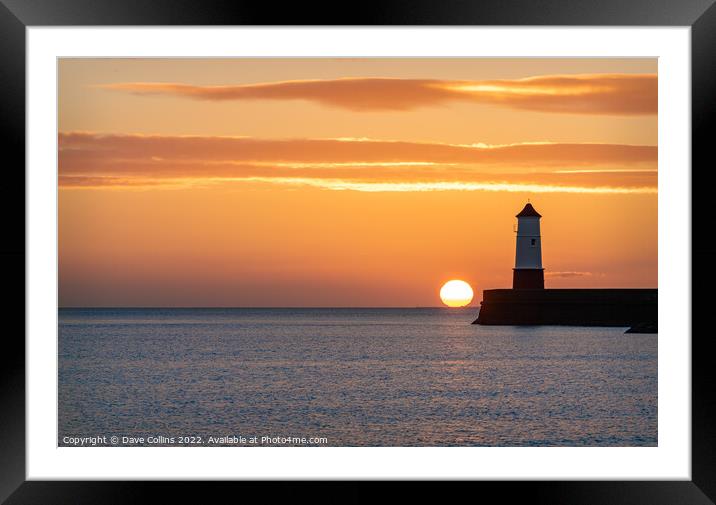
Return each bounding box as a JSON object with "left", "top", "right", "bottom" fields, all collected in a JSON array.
[{"left": 516, "top": 203, "right": 542, "bottom": 218}]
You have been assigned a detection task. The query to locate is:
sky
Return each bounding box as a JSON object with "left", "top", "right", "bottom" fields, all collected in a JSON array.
[{"left": 58, "top": 58, "right": 657, "bottom": 307}]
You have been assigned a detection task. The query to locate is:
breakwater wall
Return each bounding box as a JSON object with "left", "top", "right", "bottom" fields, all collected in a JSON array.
[{"left": 474, "top": 288, "right": 657, "bottom": 330}]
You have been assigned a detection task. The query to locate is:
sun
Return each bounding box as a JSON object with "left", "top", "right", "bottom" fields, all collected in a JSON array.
[{"left": 439, "top": 280, "right": 474, "bottom": 307}]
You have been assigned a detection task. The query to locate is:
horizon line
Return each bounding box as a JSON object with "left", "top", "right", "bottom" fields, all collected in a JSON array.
[{"left": 57, "top": 306, "right": 476, "bottom": 310}]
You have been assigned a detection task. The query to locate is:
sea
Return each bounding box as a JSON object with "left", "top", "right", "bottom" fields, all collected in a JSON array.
[{"left": 58, "top": 308, "right": 657, "bottom": 447}]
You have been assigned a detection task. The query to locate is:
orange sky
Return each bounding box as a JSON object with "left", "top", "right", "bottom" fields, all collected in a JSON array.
[{"left": 58, "top": 58, "right": 657, "bottom": 307}]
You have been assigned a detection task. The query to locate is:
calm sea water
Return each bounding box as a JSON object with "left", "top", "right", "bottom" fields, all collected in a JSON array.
[{"left": 58, "top": 308, "right": 657, "bottom": 447}]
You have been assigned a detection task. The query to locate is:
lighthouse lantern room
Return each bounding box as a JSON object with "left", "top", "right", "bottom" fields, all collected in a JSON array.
[{"left": 513, "top": 202, "right": 545, "bottom": 289}]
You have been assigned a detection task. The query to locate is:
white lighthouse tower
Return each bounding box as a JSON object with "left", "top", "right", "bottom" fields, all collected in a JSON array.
[{"left": 513, "top": 202, "right": 544, "bottom": 289}]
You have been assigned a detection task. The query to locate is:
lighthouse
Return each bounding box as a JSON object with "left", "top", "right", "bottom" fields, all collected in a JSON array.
[
  {"left": 475, "top": 201, "right": 656, "bottom": 329},
  {"left": 513, "top": 202, "right": 544, "bottom": 289}
]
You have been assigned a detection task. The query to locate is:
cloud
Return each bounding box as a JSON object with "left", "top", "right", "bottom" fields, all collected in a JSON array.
[
  {"left": 58, "top": 175, "right": 186, "bottom": 189},
  {"left": 98, "top": 73, "right": 657, "bottom": 115},
  {"left": 545, "top": 271, "right": 598, "bottom": 278},
  {"left": 58, "top": 132, "right": 657, "bottom": 193},
  {"left": 59, "top": 132, "right": 656, "bottom": 167},
  {"left": 58, "top": 175, "right": 657, "bottom": 194}
]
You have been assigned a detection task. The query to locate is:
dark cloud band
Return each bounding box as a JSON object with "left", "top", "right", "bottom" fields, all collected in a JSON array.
[{"left": 98, "top": 73, "right": 657, "bottom": 116}]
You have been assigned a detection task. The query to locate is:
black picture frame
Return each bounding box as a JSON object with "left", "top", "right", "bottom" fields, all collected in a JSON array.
[{"left": 1, "top": 1, "right": 713, "bottom": 503}]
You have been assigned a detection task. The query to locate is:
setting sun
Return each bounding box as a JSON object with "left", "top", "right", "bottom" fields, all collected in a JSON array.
[{"left": 440, "top": 280, "right": 474, "bottom": 307}]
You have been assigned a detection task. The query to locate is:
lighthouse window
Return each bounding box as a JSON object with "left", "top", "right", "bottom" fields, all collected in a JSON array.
[{"left": 530, "top": 239, "right": 536, "bottom": 247}]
